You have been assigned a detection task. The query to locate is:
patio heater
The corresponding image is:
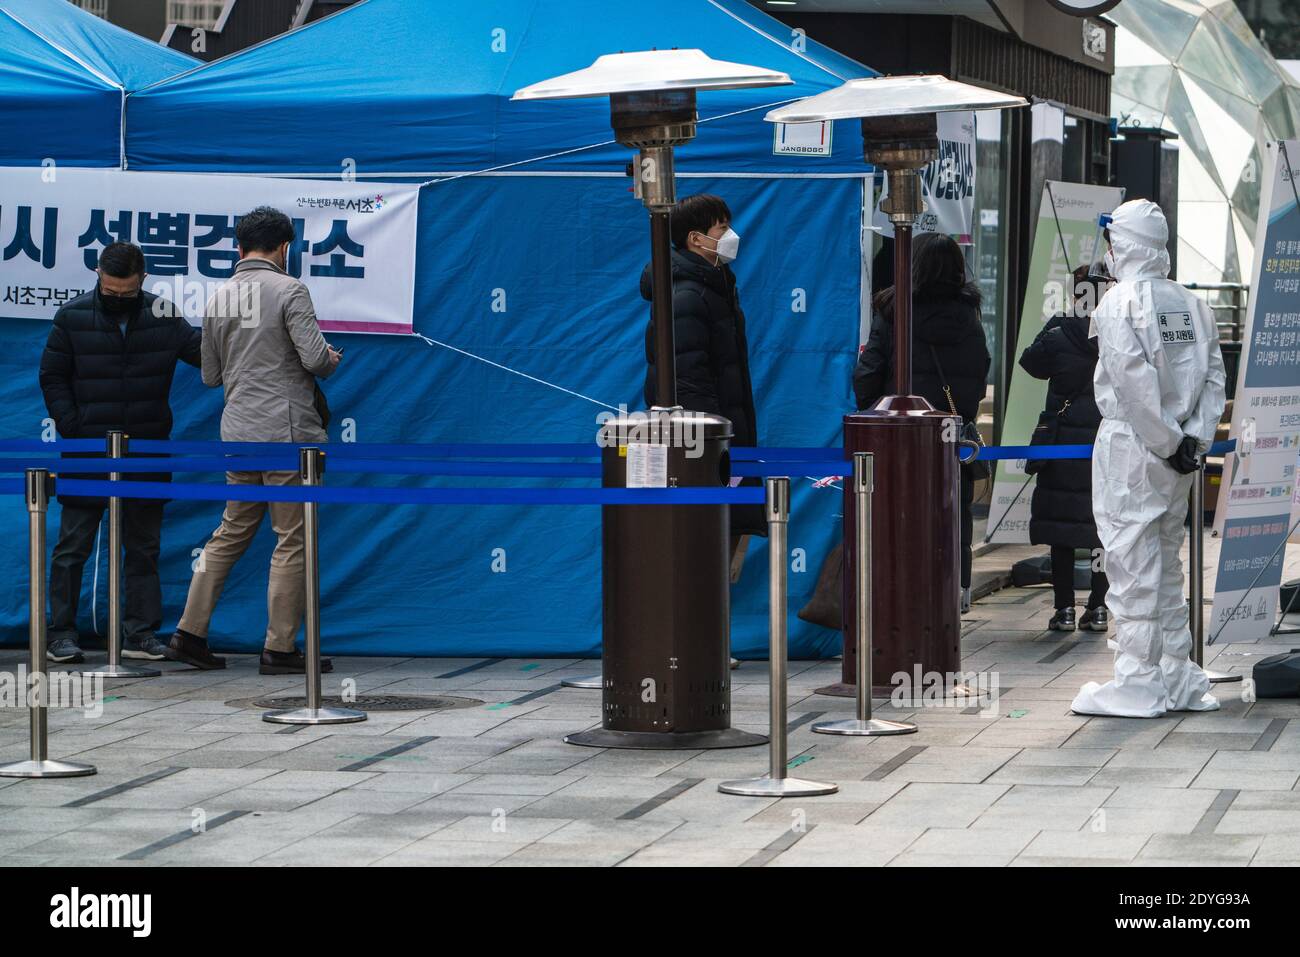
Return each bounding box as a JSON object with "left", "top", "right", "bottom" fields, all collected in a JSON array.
[
  {"left": 766, "top": 77, "right": 1025, "bottom": 698},
  {"left": 513, "top": 50, "right": 789, "bottom": 749}
]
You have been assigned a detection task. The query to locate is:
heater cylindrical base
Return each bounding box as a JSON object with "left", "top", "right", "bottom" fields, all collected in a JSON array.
[
  {"left": 591, "top": 410, "right": 763, "bottom": 750},
  {"left": 839, "top": 404, "right": 961, "bottom": 695}
]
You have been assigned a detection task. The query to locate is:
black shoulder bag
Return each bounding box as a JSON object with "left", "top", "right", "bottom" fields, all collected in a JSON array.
[
  {"left": 1025, "top": 387, "right": 1086, "bottom": 476},
  {"left": 928, "top": 344, "right": 990, "bottom": 481}
]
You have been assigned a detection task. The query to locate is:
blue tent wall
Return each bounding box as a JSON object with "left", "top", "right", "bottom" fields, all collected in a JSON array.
[
  {"left": 0, "top": 0, "right": 196, "bottom": 166},
  {"left": 0, "top": 0, "right": 870, "bottom": 659}
]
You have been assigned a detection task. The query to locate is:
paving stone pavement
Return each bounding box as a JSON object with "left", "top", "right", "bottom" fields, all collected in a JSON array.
[{"left": 0, "top": 553, "right": 1297, "bottom": 867}]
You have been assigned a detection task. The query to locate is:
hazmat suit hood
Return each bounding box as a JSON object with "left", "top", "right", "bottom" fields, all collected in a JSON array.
[{"left": 1105, "top": 199, "right": 1171, "bottom": 282}]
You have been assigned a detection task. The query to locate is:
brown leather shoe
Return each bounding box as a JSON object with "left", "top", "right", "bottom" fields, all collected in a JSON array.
[
  {"left": 259, "top": 648, "right": 333, "bottom": 675},
  {"left": 163, "top": 630, "right": 227, "bottom": 670}
]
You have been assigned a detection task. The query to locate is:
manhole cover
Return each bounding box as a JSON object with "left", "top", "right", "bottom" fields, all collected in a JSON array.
[{"left": 225, "top": 694, "right": 482, "bottom": 712}]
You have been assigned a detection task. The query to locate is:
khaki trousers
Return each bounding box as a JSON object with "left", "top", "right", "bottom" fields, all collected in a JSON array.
[{"left": 177, "top": 470, "right": 304, "bottom": 653}]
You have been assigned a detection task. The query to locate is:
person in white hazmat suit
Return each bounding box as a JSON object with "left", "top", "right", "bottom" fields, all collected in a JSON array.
[{"left": 1071, "top": 199, "right": 1227, "bottom": 718}]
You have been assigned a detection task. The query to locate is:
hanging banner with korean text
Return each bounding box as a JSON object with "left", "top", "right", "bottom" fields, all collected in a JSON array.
[
  {"left": 873, "top": 112, "right": 977, "bottom": 243},
  {"left": 0, "top": 167, "right": 420, "bottom": 335},
  {"left": 1210, "top": 140, "right": 1300, "bottom": 643},
  {"left": 986, "top": 180, "right": 1124, "bottom": 544}
]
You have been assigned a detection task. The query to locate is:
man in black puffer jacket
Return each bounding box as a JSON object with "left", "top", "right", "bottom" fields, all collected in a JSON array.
[
  {"left": 38, "top": 242, "right": 201, "bottom": 663},
  {"left": 642, "top": 193, "right": 764, "bottom": 539}
]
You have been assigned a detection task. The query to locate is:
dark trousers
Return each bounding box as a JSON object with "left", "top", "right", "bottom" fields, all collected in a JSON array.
[
  {"left": 48, "top": 501, "right": 164, "bottom": 645},
  {"left": 960, "top": 472, "right": 974, "bottom": 589},
  {"left": 1050, "top": 545, "right": 1110, "bottom": 611}
]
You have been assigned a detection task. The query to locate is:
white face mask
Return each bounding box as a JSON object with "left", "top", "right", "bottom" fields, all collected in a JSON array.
[
  {"left": 1103, "top": 248, "right": 1117, "bottom": 278},
  {"left": 700, "top": 227, "right": 740, "bottom": 265}
]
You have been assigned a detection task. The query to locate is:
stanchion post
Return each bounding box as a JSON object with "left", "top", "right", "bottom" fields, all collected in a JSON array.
[
  {"left": 82, "top": 432, "right": 159, "bottom": 679},
  {"left": 1191, "top": 456, "right": 1240, "bottom": 684},
  {"left": 814, "top": 453, "right": 917, "bottom": 736},
  {"left": 720, "top": 477, "right": 836, "bottom": 797},
  {"left": 0, "top": 470, "right": 96, "bottom": 778},
  {"left": 263, "top": 448, "right": 366, "bottom": 725}
]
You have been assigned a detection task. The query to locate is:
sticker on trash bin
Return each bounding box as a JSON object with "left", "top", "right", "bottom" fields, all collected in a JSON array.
[{"left": 626, "top": 443, "right": 668, "bottom": 488}]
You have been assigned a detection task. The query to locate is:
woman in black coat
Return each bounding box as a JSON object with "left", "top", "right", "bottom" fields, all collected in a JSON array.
[
  {"left": 853, "top": 233, "right": 991, "bottom": 608},
  {"left": 1018, "top": 267, "right": 1110, "bottom": 632}
]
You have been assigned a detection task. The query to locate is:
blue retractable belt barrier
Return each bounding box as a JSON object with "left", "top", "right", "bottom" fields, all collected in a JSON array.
[
  {"left": 127, "top": 440, "right": 601, "bottom": 458},
  {"left": 49, "top": 478, "right": 765, "bottom": 507},
  {"left": 0, "top": 457, "right": 603, "bottom": 478},
  {"left": 0, "top": 437, "right": 1239, "bottom": 469},
  {"left": 0, "top": 456, "right": 299, "bottom": 474},
  {"left": 966, "top": 444, "right": 1094, "bottom": 462},
  {"left": 0, "top": 439, "right": 104, "bottom": 453},
  {"left": 958, "top": 437, "right": 1237, "bottom": 464},
  {"left": 0, "top": 456, "right": 855, "bottom": 480}
]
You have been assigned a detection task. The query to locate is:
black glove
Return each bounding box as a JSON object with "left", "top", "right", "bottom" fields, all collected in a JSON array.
[{"left": 1166, "top": 435, "right": 1201, "bottom": 475}]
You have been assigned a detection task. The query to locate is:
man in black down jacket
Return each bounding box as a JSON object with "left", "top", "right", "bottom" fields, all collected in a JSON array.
[
  {"left": 642, "top": 193, "right": 764, "bottom": 539},
  {"left": 38, "top": 242, "right": 201, "bottom": 663}
]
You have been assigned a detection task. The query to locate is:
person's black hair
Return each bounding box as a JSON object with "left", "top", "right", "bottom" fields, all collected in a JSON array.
[
  {"left": 98, "top": 241, "right": 145, "bottom": 278},
  {"left": 1072, "top": 263, "right": 1105, "bottom": 317},
  {"left": 670, "top": 194, "right": 731, "bottom": 250},
  {"left": 872, "top": 232, "right": 980, "bottom": 317},
  {"left": 1072, "top": 263, "right": 1103, "bottom": 299},
  {"left": 235, "top": 206, "right": 296, "bottom": 254}
]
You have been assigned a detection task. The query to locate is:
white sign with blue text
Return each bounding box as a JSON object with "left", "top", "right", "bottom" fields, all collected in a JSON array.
[{"left": 0, "top": 167, "right": 420, "bottom": 335}]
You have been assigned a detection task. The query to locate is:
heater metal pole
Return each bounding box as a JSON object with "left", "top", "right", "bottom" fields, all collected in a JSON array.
[
  {"left": 814, "top": 454, "right": 917, "bottom": 737},
  {"left": 263, "top": 449, "right": 366, "bottom": 725},
  {"left": 83, "top": 432, "right": 158, "bottom": 679},
  {"left": 650, "top": 207, "right": 677, "bottom": 408},
  {"left": 720, "top": 478, "right": 836, "bottom": 797},
  {"left": 0, "top": 470, "right": 96, "bottom": 778},
  {"left": 894, "top": 222, "right": 914, "bottom": 396},
  {"left": 1191, "top": 457, "right": 1239, "bottom": 684}
]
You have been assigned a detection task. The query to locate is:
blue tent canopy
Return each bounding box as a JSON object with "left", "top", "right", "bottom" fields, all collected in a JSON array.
[
  {"left": 127, "top": 0, "right": 873, "bottom": 174},
  {"left": 0, "top": 0, "right": 197, "bottom": 167},
  {"left": 1, "top": 0, "right": 874, "bottom": 660}
]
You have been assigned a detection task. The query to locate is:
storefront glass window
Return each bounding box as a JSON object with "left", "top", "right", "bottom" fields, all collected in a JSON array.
[{"left": 972, "top": 108, "right": 1011, "bottom": 436}]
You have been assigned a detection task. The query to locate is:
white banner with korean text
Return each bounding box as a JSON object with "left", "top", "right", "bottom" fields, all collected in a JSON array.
[
  {"left": 0, "top": 168, "right": 420, "bottom": 334},
  {"left": 1209, "top": 141, "right": 1300, "bottom": 643},
  {"left": 873, "top": 111, "right": 976, "bottom": 242}
]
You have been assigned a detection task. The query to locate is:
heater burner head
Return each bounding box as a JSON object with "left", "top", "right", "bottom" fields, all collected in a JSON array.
[
  {"left": 861, "top": 112, "right": 939, "bottom": 169},
  {"left": 610, "top": 90, "right": 697, "bottom": 149}
]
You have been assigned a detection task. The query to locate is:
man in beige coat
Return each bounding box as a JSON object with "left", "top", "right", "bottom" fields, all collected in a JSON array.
[{"left": 165, "top": 207, "right": 341, "bottom": 674}]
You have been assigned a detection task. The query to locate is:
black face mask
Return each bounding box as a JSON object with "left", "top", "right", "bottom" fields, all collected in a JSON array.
[{"left": 97, "top": 284, "right": 141, "bottom": 317}]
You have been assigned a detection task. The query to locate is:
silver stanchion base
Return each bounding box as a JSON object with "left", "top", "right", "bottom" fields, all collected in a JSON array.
[
  {"left": 718, "top": 775, "right": 838, "bottom": 797},
  {"left": 0, "top": 759, "right": 97, "bottom": 778},
  {"left": 561, "top": 674, "right": 602, "bottom": 689},
  {"left": 262, "top": 706, "right": 367, "bottom": 725},
  {"left": 811, "top": 717, "right": 918, "bottom": 736},
  {"left": 78, "top": 662, "right": 161, "bottom": 679},
  {"left": 1205, "top": 669, "right": 1242, "bottom": 684}
]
